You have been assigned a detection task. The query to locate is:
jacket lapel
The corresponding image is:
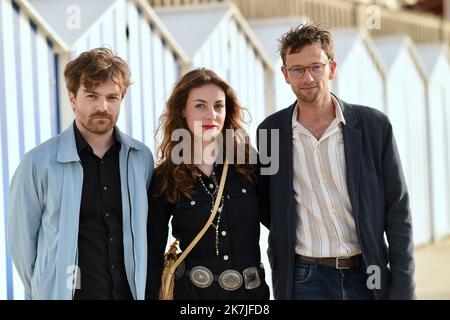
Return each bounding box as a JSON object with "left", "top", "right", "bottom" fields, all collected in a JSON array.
[
  {"left": 339, "top": 97, "right": 361, "bottom": 221},
  {"left": 276, "top": 103, "right": 297, "bottom": 243}
]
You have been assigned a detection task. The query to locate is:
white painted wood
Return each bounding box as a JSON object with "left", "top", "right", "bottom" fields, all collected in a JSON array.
[{"left": 374, "top": 36, "right": 431, "bottom": 246}]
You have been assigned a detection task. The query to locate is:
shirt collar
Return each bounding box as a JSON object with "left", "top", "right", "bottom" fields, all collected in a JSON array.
[
  {"left": 292, "top": 95, "right": 347, "bottom": 130},
  {"left": 74, "top": 122, "right": 90, "bottom": 153},
  {"left": 332, "top": 95, "right": 346, "bottom": 126},
  {"left": 73, "top": 122, "right": 120, "bottom": 154}
]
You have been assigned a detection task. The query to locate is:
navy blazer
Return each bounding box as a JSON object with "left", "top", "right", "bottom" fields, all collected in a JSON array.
[{"left": 256, "top": 95, "right": 415, "bottom": 300}]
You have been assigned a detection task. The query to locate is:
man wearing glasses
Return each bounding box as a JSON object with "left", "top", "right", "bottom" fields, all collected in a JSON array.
[{"left": 257, "top": 23, "right": 415, "bottom": 300}]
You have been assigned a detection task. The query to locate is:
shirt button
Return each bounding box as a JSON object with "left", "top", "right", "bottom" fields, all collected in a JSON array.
[
  {"left": 111, "top": 264, "right": 115, "bottom": 269},
  {"left": 209, "top": 184, "right": 214, "bottom": 189},
  {"left": 241, "top": 188, "right": 247, "bottom": 194},
  {"left": 221, "top": 230, "right": 227, "bottom": 236},
  {"left": 190, "top": 200, "right": 196, "bottom": 206},
  {"left": 104, "top": 186, "right": 108, "bottom": 191},
  {"left": 109, "top": 237, "right": 114, "bottom": 243},
  {"left": 101, "top": 160, "right": 104, "bottom": 165},
  {"left": 223, "top": 255, "right": 229, "bottom": 261},
  {"left": 105, "top": 212, "right": 110, "bottom": 217}
]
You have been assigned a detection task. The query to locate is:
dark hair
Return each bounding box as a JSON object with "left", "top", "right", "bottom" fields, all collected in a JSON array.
[
  {"left": 279, "top": 23, "right": 334, "bottom": 65},
  {"left": 64, "top": 47, "right": 131, "bottom": 98},
  {"left": 154, "top": 68, "right": 254, "bottom": 203}
]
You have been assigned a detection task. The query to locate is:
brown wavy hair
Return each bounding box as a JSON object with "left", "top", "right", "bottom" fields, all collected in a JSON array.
[
  {"left": 154, "top": 68, "right": 254, "bottom": 203},
  {"left": 64, "top": 47, "right": 131, "bottom": 98}
]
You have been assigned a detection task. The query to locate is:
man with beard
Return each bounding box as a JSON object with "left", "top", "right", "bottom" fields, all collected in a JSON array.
[
  {"left": 257, "top": 24, "right": 415, "bottom": 299},
  {"left": 7, "top": 48, "right": 154, "bottom": 300}
]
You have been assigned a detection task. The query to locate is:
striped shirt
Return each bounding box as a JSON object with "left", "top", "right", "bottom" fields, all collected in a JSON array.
[{"left": 292, "top": 96, "right": 361, "bottom": 258}]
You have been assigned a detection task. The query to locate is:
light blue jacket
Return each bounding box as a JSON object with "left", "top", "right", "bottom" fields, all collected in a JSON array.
[{"left": 7, "top": 124, "right": 154, "bottom": 300}]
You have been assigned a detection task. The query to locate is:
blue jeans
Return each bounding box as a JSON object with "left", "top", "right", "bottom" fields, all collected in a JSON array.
[{"left": 293, "top": 259, "right": 375, "bottom": 300}]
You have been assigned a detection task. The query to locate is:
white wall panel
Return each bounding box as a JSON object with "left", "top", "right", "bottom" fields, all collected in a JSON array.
[
  {"left": 428, "top": 83, "right": 449, "bottom": 239},
  {"left": 127, "top": 1, "right": 144, "bottom": 141},
  {"left": 19, "top": 11, "right": 37, "bottom": 153},
  {"left": 417, "top": 45, "right": 450, "bottom": 242},
  {"left": 386, "top": 50, "right": 430, "bottom": 246},
  {"left": 151, "top": 34, "right": 166, "bottom": 130},
  {"left": 333, "top": 39, "right": 384, "bottom": 112},
  {"left": 139, "top": 19, "right": 155, "bottom": 151},
  {"left": 36, "top": 35, "right": 52, "bottom": 142},
  {"left": 0, "top": 1, "right": 8, "bottom": 300}
]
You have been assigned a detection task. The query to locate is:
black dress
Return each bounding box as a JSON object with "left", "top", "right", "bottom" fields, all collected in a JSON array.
[{"left": 146, "top": 163, "right": 270, "bottom": 300}]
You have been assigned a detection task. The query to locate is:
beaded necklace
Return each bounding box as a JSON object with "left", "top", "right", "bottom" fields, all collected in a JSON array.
[{"left": 197, "top": 169, "right": 224, "bottom": 256}]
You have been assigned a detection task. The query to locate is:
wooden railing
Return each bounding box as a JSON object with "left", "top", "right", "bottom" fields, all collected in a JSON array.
[
  {"left": 356, "top": 4, "right": 442, "bottom": 43},
  {"left": 147, "top": 0, "right": 450, "bottom": 46},
  {"left": 442, "top": 20, "right": 450, "bottom": 45},
  {"left": 233, "top": 0, "right": 355, "bottom": 28},
  {"left": 149, "top": 0, "right": 224, "bottom": 6}
]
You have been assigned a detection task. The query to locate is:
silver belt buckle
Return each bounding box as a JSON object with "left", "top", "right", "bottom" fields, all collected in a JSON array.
[
  {"left": 335, "top": 257, "right": 351, "bottom": 270},
  {"left": 218, "top": 269, "right": 243, "bottom": 291},
  {"left": 243, "top": 266, "right": 261, "bottom": 289},
  {"left": 190, "top": 266, "right": 213, "bottom": 288}
]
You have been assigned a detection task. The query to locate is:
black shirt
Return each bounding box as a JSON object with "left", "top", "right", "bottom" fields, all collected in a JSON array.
[
  {"left": 147, "top": 164, "right": 270, "bottom": 300},
  {"left": 73, "top": 123, "right": 133, "bottom": 300}
]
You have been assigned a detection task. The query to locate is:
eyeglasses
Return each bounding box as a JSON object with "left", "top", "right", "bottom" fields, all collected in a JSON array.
[{"left": 283, "top": 58, "right": 333, "bottom": 78}]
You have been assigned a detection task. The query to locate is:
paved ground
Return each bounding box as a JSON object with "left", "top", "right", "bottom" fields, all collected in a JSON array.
[{"left": 414, "top": 237, "right": 450, "bottom": 299}]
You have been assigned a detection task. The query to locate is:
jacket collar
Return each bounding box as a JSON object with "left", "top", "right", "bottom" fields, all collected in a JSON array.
[
  {"left": 57, "top": 121, "right": 143, "bottom": 163},
  {"left": 279, "top": 101, "right": 297, "bottom": 133},
  {"left": 332, "top": 93, "right": 359, "bottom": 130}
]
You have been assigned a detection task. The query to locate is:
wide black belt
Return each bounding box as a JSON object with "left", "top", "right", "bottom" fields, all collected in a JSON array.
[{"left": 178, "top": 264, "right": 262, "bottom": 291}]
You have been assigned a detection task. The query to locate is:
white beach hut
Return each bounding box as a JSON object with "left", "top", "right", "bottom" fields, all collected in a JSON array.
[
  {"left": 417, "top": 43, "right": 450, "bottom": 241},
  {"left": 331, "top": 28, "right": 386, "bottom": 112},
  {"left": 373, "top": 35, "right": 431, "bottom": 246}
]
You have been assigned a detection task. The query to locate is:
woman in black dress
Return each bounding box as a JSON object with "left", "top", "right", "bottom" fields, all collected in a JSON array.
[{"left": 146, "top": 68, "right": 269, "bottom": 300}]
